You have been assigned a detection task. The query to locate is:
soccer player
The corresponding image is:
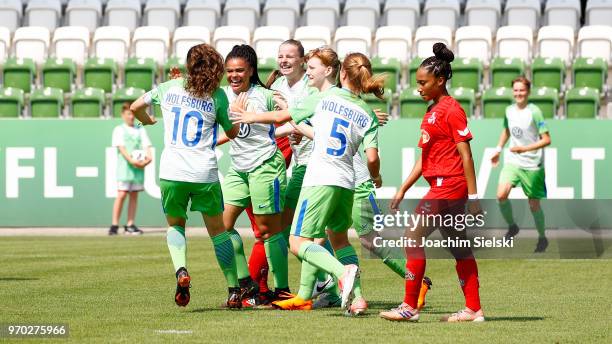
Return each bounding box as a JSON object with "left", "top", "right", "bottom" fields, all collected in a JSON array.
[
  {"left": 231, "top": 48, "right": 383, "bottom": 314},
  {"left": 491, "top": 76, "right": 551, "bottom": 252},
  {"left": 379, "top": 43, "right": 485, "bottom": 322},
  {"left": 221, "top": 44, "right": 290, "bottom": 302},
  {"left": 130, "top": 43, "right": 242, "bottom": 308},
  {"left": 109, "top": 102, "right": 152, "bottom": 235}
]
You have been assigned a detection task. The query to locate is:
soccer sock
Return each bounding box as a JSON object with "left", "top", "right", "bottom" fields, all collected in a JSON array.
[
  {"left": 335, "top": 245, "right": 363, "bottom": 299},
  {"left": 264, "top": 232, "right": 289, "bottom": 289},
  {"left": 403, "top": 247, "right": 426, "bottom": 309},
  {"left": 282, "top": 224, "right": 291, "bottom": 243},
  {"left": 456, "top": 258, "right": 481, "bottom": 312},
  {"left": 248, "top": 240, "right": 269, "bottom": 293},
  {"left": 315, "top": 238, "right": 339, "bottom": 297},
  {"left": 322, "top": 239, "right": 335, "bottom": 255},
  {"left": 228, "top": 229, "right": 251, "bottom": 280},
  {"left": 211, "top": 231, "right": 239, "bottom": 288},
  {"left": 297, "top": 241, "right": 345, "bottom": 278},
  {"left": 383, "top": 258, "right": 407, "bottom": 278},
  {"left": 499, "top": 200, "right": 515, "bottom": 226},
  {"left": 166, "top": 226, "right": 186, "bottom": 272},
  {"left": 296, "top": 260, "right": 318, "bottom": 300},
  {"left": 532, "top": 209, "right": 546, "bottom": 239}
]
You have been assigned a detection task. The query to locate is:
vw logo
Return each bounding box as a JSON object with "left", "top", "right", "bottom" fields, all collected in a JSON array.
[
  {"left": 238, "top": 123, "right": 251, "bottom": 138},
  {"left": 511, "top": 127, "right": 523, "bottom": 138}
]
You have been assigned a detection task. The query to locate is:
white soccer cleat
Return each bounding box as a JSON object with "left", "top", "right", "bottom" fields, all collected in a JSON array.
[
  {"left": 312, "top": 292, "right": 341, "bottom": 309},
  {"left": 379, "top": 303, "right": 419, "bottom": 322},
  {"left": 440, "top": 308, "right": 485, "bottom": 322},
  {"left": 311, "top": 274, "right": 335, "bottom": 299},
  {"left": 346, "top": 296, "right": 368, "bottom": 316},
  {"left": 338, "top": 264, "right": 359, "bottom": 311}
]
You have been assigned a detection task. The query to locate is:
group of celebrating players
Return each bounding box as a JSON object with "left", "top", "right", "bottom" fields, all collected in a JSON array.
[{"left": 129, "top": 38, "right": 504, "bottom": 322}]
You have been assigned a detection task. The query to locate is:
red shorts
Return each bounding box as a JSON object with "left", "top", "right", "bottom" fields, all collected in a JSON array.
[{"left": 416, "top": 175, "right": 467, "bottom": 216}]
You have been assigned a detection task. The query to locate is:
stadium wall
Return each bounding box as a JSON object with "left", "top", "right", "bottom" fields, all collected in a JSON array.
[{"left": 0, "top": 119, "right": 610, "bottom": 227}]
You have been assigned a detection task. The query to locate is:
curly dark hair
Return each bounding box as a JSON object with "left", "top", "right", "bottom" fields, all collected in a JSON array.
[
  {"left": 185, "top": 43, "right": 225, "bottom": 98},
  {"left": 420, "top": 42, "right": 455, "bottom": 81},
  {"left": 226, "top": 44, "right": 267, "bottom": 88}
]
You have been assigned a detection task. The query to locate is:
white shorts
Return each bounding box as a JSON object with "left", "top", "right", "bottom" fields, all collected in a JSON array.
[{"left": 117, "top": 182, "right": 144, "bottom": 192}]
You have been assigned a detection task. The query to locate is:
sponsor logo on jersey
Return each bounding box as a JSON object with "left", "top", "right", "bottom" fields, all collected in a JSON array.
[
  {"left": 238, "top": 123, "right": 251, "bottom": 138},
  {"left": 405, "top": 269, "right": 415, "bottom": 281},
  {"left": 459, "top": 278, "right": 465, "bottom": 287},
  {"left": 421, "top": 129, "right": 430, "bottom": 144},
  {"left": 457, "top": 127, "right": 470, "bottom": 137},
  {"left": 511, "top": 127, "right": 523, "bottom": 139},
  {"left": 428, "top": 112, "right": 436, "bottom": 124}
]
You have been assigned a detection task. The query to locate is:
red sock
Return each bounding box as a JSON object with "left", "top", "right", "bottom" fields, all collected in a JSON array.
[
  {"left": 455, "top": 258, "right": 481, "bottom": 311},
  {"left": 403, "top": 246, "right": 426, "bottom": 309},
  {"left": 246, "top": 206, "right": 269, "bottom": 293}
]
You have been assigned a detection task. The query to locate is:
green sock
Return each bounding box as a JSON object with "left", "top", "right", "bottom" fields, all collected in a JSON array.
[
  {"left": 282, "top": 225, "right": 291, "bottom": 243},
  {"left": 166, "top": 226, "right": 186, "bottom": 272},
  {"left": 264, "top": 232, "right": 289, "bottom": 289},
  {"left": 296, "top": 260, "right": 318, "bottom": 300},
  {"left": 322, "top": 239, "right": 335, "bottom": 255},
  {"left": 228, "top": 229, "right": 250, "bottom": 279},
  {"left": 335, "top": 245, "right": 363, "bottom": 299},
  {"left": 297, "top": 241, "right": 345, "bottom": 278},
  {"left": 532, "top": 209, "right": 546, "bottom": 239},
  {"left": 382, "top": 258, "right": 406, "bottom": 278},
  {"left": 499, "top": 200, "right": 515, "bottom": 226},
  {"left": 211, "top": 232, "right": 238, "bottom": 288}
]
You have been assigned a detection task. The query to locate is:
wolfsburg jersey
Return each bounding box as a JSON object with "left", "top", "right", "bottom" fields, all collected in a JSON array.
[
  {"left": 504, "top": 103, "right": 549, "bottom": 170},
  {"left": 290, "top": 86, "right": 379, "bottom": 189},
  {"left": 271, "top": 74, "right": 316, "bottom": 166},
  {"left": 223, "top": 84, "right": 277, "bottom": 172},
  {"left": 354, "top": 150, "right": 371, "bottom": 186},
  {"left": 144, "top": 78, "right": 232, "bottom": 183}
]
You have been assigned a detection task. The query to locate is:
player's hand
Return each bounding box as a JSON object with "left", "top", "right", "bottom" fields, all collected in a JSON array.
[
  {"left": 491, "top": 152, "right": 500, "bottom": 167},
  {"left": 230, "top": 107, "right": 257, "bottom": 124},
  {"left": 372, "top": 174, "right": 383, "bottom": 188},
  {"left": 168, "top": 66, "right": 182, "bottom": 80},
  {"left": 289, "top": 130, "right": 303, "bottom": 145},
  {"left": 510, "top": 146, "right": 526, "bottom": 153},
  {"left": 390, "top": 190, "right": 405, "bottom": 212},
  {"left": 231, "top": 92, "right": 248, "bottom": 112},
  {"left": 132, "top": 160, "right": 146, "bottom": 169},
  {"left": 373, "top": 109, "right": 389, "bottom": 127},
  {"left": 273, "top": 91, "right": 288, "bottom": 110},
  {"left": 467, "top": 199, "right": 483, "bottom": 216}
]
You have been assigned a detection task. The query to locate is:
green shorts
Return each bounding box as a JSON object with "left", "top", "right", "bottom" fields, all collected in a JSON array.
[
  {"left": 499, "top": 164, "right": 547, "bottom": 199},
  {"left": 285, "top": 164, "right": 307, "bottom": 210},
  {"left": 222, "top": 149, "right": 287, "bottom": 215},
  {"left": 352, "top": 180, "right": 380, "bottom": 237},
  {"left": 160, "top": 179, "right": 224, "bottom": 219},
  {"left": 291, "top": 185, "right": 354, "bottom": 239}
]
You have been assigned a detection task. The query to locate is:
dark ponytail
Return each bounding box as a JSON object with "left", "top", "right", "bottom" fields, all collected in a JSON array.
[
  {"left": 420, "top": 42, "right": 454, "bottom": 80},
  {"left": 226, "top": 44, "right": 267, "bottom": 89}
]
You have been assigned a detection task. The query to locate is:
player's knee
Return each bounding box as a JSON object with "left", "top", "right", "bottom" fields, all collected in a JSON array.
[{"left": 529, "top": 200, "right": 540, "bottom": 212}]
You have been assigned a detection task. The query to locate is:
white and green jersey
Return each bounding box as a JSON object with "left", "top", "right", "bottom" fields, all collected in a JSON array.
[
  {"left": 223, "top": 84, "right": 277, "bottom": 172},
  {"left": 144, "top": 78, "right": 233, "bottom": 183},
  {"left": 353, "top": 150, "right": 371, "bottom": 186},
  {"left": 271, "top": 74, "right": 316, "bottom": 166},
  {"left": 290, "top": 86, "right": 379, "bottom": 189},
  {"left": 504, "top": 103, "right": 549, "bottom": 170}
]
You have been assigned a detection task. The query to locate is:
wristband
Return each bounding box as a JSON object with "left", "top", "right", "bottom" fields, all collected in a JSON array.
[
  {"left": 494, "top": 146, "right": 502, "bottom": 153},
  {"left": 468, "top": 194, "right": 478, "bottom": 200}
]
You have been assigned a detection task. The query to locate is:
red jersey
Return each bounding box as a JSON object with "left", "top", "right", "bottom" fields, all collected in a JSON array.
[
  {"left": 418, "top": 96, "right": 472, "bottom": 178},
  {"left": 275, "top": 135, "right": 292, "bottom": 167}
]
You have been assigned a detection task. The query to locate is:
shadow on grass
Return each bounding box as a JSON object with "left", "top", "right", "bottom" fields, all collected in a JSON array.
[
  {"left": 484, "top": 316, "right": 545, "bottom": 322},
  {"left": 0, "top": 277, "right": 39, "bottom": 281}
]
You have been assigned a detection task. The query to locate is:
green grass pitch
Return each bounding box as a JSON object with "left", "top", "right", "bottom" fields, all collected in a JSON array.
[{"left": 1, "top": 236, "right": 610, "bottom": 343}]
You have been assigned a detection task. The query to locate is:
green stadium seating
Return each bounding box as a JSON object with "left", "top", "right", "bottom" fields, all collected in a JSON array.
[
  {"left": 163, "top": 57, "right": 186, "bottom": 81},
  {"left": 42, "top": 58, "right": 76, "bottom": 93},
  {"left": 532, "top": 57, "right": 565, "bottom": 92},
  {"left": 111, "top": 87, "right": 145, "bottom": 117},
  {"left": 490, "top": 57, "right": 525, "bottom": 88},
  {"left": 399, "top": 87, "right": 428, "bottom": 118},
  {"left": 529, "top": 87, "right": 559, "bottom": 118},
  {"left": 482, "top": 87, "right": 513, "bottom": 118},
  {"left": 572, "top": 57, "right": 607, "bottom": 93},
  {"left": 124, "top": 58, "right": 157, "bottom": 90},
  {"left": 71, "top": 87, "right": 106, "bottom": 118},
  {"left": 451, "top": 58, "right": 483, "bottom": 92},
  {"left": 407, "top": 57, "right": 424, "bottom": 87},
  {"left": 257, "top": 58, "right": 277, "bottom": 86},
  {"left": 2, "top": 58, "right": 36, "bottom": 93},
  {"left": 450, "top": 87, "right": 476, "bottom": 117},
  {"left": 30, "top": 87, "right": 64, "bottom": 118},
  {"left": 0, "top": 87, "right": 25, "bottom": 117},
  {"left": 361, "top": 88, "right": 392, "bottom": 114},
  {"left": 371, "top": 57, "right": 401, "bottom": 93},
  {"left": 565, "top": 87, "right": 600, "bottom": 118},
  {"left": 84, "top": 58, "right": 117, "bottom": 93}
]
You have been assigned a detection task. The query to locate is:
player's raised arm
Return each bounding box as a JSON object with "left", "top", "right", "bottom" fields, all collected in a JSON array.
[{"left": 130, "top": 95, "right": 156, "bottom": 125}]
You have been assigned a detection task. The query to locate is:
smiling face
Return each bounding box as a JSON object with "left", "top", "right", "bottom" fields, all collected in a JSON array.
[
  {"left": 512, "top": 81, "right": 529, "bottom": 108},
  {"left": 305, "top": 57, "right": 330, "bottom": 90},
  {"left": 121, "top": 109, "right": 134, "bottom": 126},
  {"left": 225, "top": 57, "right": 252, "bottom": 94},
  {"left": 277, "top": 43, "right": 304, "bottom": 79},
  {"left": 415, "top": 67, "right": 445, "bottom": 102}
]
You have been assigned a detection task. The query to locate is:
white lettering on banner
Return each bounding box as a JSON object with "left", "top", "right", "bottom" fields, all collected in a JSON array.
[
  {"left": 144, "top": 148, "right": 160, "bottom": 198},
  {"left": 545, "top": 148, "right": 574, "bottom": 199},
  {"left": 75, "top": 167, "right": 98, "bottom": 177},
  {"left": 44, "top": 148, "right": 73, "bottom": 198},
  {"left": 5, "top": 147, "right": 35, "bottom": 198},
  {"left": 571, "top": 148, "right": 605, "bottom": 199},
  {"left": 477, "top": 148, "right": 496, "bottom": 198},
  {"left": 105, "top": 147, "right": 117, "bottom": 198}
]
